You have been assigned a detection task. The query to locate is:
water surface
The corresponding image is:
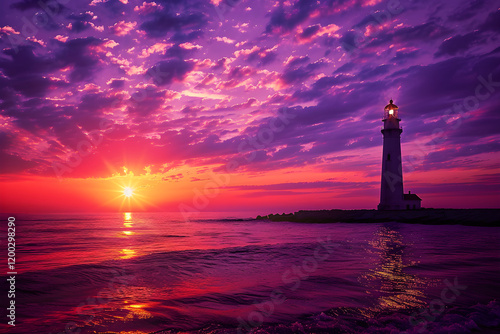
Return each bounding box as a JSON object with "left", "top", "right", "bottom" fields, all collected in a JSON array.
[{"left": 1, "top": 212, "right": 499, "bottom": 333}]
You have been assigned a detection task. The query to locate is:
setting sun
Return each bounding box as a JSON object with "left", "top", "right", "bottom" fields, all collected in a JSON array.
[{"left": 123, "top": 187, "right": 134, "bottom": 198}]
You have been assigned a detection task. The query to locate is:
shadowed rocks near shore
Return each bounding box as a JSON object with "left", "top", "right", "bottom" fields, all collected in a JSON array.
[{"left": 257, "top": 209, "right": 500, "bottom": 226}]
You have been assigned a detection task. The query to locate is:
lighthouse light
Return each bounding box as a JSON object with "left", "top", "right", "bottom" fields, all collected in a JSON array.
[{"left": 389, "top": 109, "right": 394, "bottom": 115}]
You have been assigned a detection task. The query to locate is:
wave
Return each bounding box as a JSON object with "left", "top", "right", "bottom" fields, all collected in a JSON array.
[{"left": 149, "top": 300, "right": 500, "bottom": 334}]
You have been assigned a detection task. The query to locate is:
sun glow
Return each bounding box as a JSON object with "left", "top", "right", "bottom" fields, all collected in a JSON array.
[{"left": 123, "top": 187, "right": 134, "bottom": 197}]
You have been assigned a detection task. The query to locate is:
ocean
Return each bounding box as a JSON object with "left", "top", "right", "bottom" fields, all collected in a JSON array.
[{"left": 1, "top": 212, "right": 499, "bottom": 333}]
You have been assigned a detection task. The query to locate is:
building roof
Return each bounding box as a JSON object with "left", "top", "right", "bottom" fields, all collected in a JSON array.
[
  {"left": 404, "top": 193, "right": 422, "bottom": 201},
  {"left": 384, "top": 99, "right": 398, "bottom": 110}
]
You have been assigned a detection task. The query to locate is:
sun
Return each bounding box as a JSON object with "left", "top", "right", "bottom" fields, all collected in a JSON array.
[
  {"left": 123, "top": 187, "right": 134, "bottom": 198},
  {"left": 106, "top": 176, "right": 157, "bottom": 211}
]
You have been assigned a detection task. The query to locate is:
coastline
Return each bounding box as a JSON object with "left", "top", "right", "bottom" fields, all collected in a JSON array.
[{"left": 257, "top": 208, "right": 500, "bottom": 226}]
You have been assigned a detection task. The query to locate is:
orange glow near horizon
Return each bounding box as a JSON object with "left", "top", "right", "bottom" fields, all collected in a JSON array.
[{"left": 1, "top": 148, "right": 499, "bottom": 213}]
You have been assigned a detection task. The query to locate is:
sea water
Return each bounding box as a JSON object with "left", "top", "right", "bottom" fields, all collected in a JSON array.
[{"left": 1, "top": 212, "right": 499, "bottom": 333}]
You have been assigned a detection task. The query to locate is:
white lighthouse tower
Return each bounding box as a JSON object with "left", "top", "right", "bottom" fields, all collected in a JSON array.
[{"left": 378, "top": 100, "right": 404, "bottom": 210}]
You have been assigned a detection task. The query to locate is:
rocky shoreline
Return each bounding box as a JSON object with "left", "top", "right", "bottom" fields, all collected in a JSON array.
[{"left": 257, "top": 209, "right": 500, "bottom": 226}]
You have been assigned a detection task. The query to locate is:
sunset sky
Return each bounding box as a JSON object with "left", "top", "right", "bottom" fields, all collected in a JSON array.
[{"left": 0, "top": 0, "right": 499, "bottom": 213}]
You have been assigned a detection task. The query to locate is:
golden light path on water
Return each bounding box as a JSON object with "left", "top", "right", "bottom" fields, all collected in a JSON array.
[
  {"left": 360, "top": 225, "right": 433, "bottom": 313},
  {"left": 120, "top": 212, "right": 136, "bottom": 259}
]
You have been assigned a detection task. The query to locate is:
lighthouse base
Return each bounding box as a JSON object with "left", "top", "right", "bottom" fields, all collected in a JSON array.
[
  {"left": 377, "top": 203, "right": 404, "bottom": 211},
  {"left": 378, "top": 195, "right": 422, "bottom": 211}
]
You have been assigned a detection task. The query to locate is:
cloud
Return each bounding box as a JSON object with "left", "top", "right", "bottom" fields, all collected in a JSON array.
[
  {"left": 296, "top": 23, "right": 340, "bottom": 43},
  {"left": 127, "top": 88, "right": 167, "bottom": 118},
  {"left": 479, "top": 9, "right": 500, "bottom": 32},
  {"left": 447, "top": 0, "right": 488, "bottom": 22},
  {"left": 146, "top": 59, "right": 195, "bottom": 86},
  {"left": 265, "top": 0, "right": 318, "bottom": 35},
  {"left": 0, "top": 26, "right": 20, "bottom": 35},
  {"left": 435, "top": 32, "right": 485, "bottom": 57},
  {"left": 54, "top": 37, "right": 108, "bottom": 82},
  {"left": 0, "top": 133, "right": 37, "bottom": 173},
  {"left": 0, "top": 46, "right": 62, "bottom": 97},
  {"left": 139, "top": 4, "right": 208, "bottom": 38},
  {"left": 280, "top": 63, "right": 326, "bottom": 87},
  {"left": 139, "top": 42, "right": 171, "bottom": 58},
  {"left": 107, "top": 78, "right": 127, "bottom": 88},
  {"left": 10, "top": 0, "right": 67, "bottom": 12},
  {"left": 67, "top": 12, "right": 94, "bottom": 33},
  {"left": 215, "top": 36, "right": 235, "bottom": 44},
  {"left": 134, "top": 1, "right": 163, "bottom": 15},
  {"left": 109, "top": 21, "right": 137, "bottom": 36},
  {"left": 0, "top": 46, "right": 54, "bottom": 78},
  {"left": 234, "top": 45, "right": 278, "bottom": 66},
  {"left": 360, "top": 22, "right": 451, "bottom": 51}
]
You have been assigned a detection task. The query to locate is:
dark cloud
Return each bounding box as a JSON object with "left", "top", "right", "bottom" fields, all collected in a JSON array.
[
  {"left": 480, "top": 9, "right": 500, "bottom": 32},
  {"left": 0, "top": 46, "right": 60, "bottom": 97},
  {"left": 435, "top": 32, "right": 484, "bottom": 57},
  {"left": 146, "top": 59, "right": 194, "bottom": 86},
  {"left": 227, "top": 66, "right": 254, "bottom": 80},
  {"left": 10, "top": 74, "right": 55, "bottom": 97},
  {"left": 102, "top": 0, "right": 128, "bottom": 14},
  {"left": 67, "top": 12, "right": 94, "bottom": 33},
  {"left": 170, "top": 30, "right": 204, "bottom": 43},
  {"left": 164, "top": 44, "right": 197, "bottom": 59},
  {"left": 231, "top": 181, "right": 346, "bottom": 191},
  {"left": 0, "top": 132, "right": 37, "bottom": 173},
  {"left": 265, "top": 0, "right": 319, "bottom": 34},
  {"left": 286, "top": 56, "right": 309, "bottom": 67},
  {"left": 108, "top": 78, "right": 125, "bottom": 89},
  {"left": 8, "top": 0, "right": 65, "bottom": 30},
  {"left": 0, "top": 39, "right": 103, "bottom": 97},
  {"left": 10, "top": 0, "right": 66, "bottom": 12},
  {"left": 127, "top": 89, "right": 166, "bottom": 118},
  {"left": 78, "top": 92, "right": 118, "bottom": 113},
  {"left": 281, "top": 61, "right": 326, "bottom": 85},
  {"left": 334, "top": 62, "right": 356, "bottom": 74},
  {"left": 0, "top": 46, "right": 54, "bottom": 77},
  {"left": 140, "top": 2, "right": 208, "bottom": 38},
  {"left": 211, "top": 57, "right": 229, "bottom": 71},
  {"left": 181, "top": 105, "right": 204, "bottom": 114},
  {"left": 395, "top": 53, "right": 500, "bottom": 122},
  {"left": 358, "top": 65, "right": 391, "bottom": 81},
  {"left": 424, "top": 142, "right": 500, "bottom": 168},
  {"left": 298, "top": 25, "right": 320, "bottom": 39},
  {"left": 447, "top": 0, "right": 487, "bottom": 22},
  {"left": 244, "top": 46, "right": 277, "bottom": 66},
  {"left": 339, "top": 31, "right": 360, "bottom": 52},
  {"left": 54, "top": 37, "right": 106, "bottom": 82},
  {"left": 310, "top": 74, "right": 352, "bottom": 91},
  {"left": 391, "top": 50, "right": 419, "bottom": 63},
  {"left": 364, "top": 22, "right": 451, "bottom": 49}
]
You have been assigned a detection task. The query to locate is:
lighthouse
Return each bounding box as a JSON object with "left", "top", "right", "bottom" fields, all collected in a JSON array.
[{"left": 378, "top": 100, "right": 421, "bottom": 210}]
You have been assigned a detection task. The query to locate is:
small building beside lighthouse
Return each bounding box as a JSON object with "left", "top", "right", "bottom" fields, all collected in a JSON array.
[{"left": 378, "top": 100, "right": 421, "bottom": 210}]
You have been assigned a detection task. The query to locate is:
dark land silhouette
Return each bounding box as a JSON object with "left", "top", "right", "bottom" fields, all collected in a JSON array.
[{"left": 258, "top": 209, "right": 500, "bottom": 226}]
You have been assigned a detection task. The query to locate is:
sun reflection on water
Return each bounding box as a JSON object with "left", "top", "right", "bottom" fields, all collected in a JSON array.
[
  {"left": 119, "top": 212, "right": 137, "bottom": 258},
  {"left": 123, "top": 303, "right": 153, "bottom": 320},
  {"left": 120, "top": 249, "right": 136, "bottom": 259},
  {"left": 124, "top": 212, "right": 132, "bottom": 221}
]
